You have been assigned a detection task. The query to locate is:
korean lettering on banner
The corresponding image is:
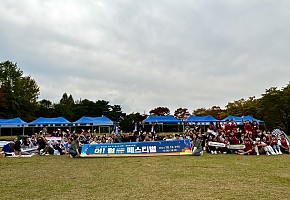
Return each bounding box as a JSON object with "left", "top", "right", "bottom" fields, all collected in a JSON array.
[
  {"left": 108, "top": 148, "right": 115, "bottom": 154},
  {"left": 127, "top": 146, "right": 135, "bottom": 154},
  {"left": 116, "top": 148, "right": 125, "bottom": 154},
  {"left": 108, "top": 144, "right": 125, "bottom": 154},
  {"left": 94, "top": 147, "right": 106, "bottom": 154},
  {"left": 126, "top": 145, "right": 157, "bottom": 154}
]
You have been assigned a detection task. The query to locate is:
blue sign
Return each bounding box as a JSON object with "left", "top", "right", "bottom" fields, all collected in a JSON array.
[{"left": 80, "top": 139, "right": 192, "bottom": 157}]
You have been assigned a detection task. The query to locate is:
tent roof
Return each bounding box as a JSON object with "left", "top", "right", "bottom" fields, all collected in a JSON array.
[
  {"left": 73, "top": 116, "right": 114, "bottom": 125},
  {"left": 185, "top": 115, "right": 219, "bottom": 122},
  {"left": 29, "top": 117, "right": 71, "bottom": 125},
  {"left": 222, "top": 115, "right": 263, "bottom": 123},
  {"left": 0, "top": 118, "right": 27, "bottom": 126},
  {"left": 143, "top": 115, "right": 181, "bottom": 123}
]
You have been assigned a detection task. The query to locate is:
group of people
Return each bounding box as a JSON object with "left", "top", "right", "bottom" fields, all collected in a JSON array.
[
  {"left": 200, "top": 117, "right": 290, "bottom": 156},
  {"left": 1, "top": 116, "right": 289, "bottom": 157}
]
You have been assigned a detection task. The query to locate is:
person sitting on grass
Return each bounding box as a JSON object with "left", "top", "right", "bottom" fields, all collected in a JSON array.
[
  {"left": 69, "top": 135, "right": 81, "bottom": 158},
  {"left": 37, "top": 135, "right": 47, "bottom": 153},
  {"left": 262, "top": 135, "right": 277, "bottom": 155},
  {"left": 238, "top": 137, "right": 254, "bottom": 155},
  {"left": 52, "top": 140, "right": 66, "bottom": 155},
  {"left": 20, "top": 137, "right": 38, "bottom": 155},
  {"left": 14, "top": 140, "right": 21, "bottom": 155},
  {"left": 2, "top": 142, "right": 15, "bottom": 156},
  {"left": 205, "top": 134, "right": 217, "bottom": 155},
  {"left": 191, "top": 133, "right": 203, "bottom": 156},
  {"left": 40, "top": 140, "right": 55, "bottom": 155},
  {"left": 278, "top": 134, "right": 289, "bottom": 154},
  {"left": 270, "top": 134, "right": 282, "bottom": 155},
  {"left": 219, "top": 135, "right": 230, "bottom": 154},
  {"left": 254, "top": 136, "right": 270, "bottom": 156}
]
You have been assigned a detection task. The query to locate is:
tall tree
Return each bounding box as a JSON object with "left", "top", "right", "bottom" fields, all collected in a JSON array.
[
  {"left": 0, "top": 61, "right": 40, "bottom": 120},
  {"left": 192, "top": 108, "right": 209, "bottom": 116},
  {"left": 225, "top": 96, "right": 259, "bottom": 118},
  {"left": 0, "top": 86, "right": 7, "bottom": 118},
  {"left": 36, "top": 99, "right": 55, "bottom": 118},
  {"left": 119, "top": 112, "right": 146, "bottom": 132},
  {"left": 259, "top": 85, "right": 290, "bottom": 133},
  {"left": 208, "top": 106, "right": 226, "bottom": 120},
  {"left": 73, "top": 99, "right": 95, "bottom": 118},
  {"left": 18, "top": 76, "right": 40, "bottom": 120},
  {"left": 149, "top": 107, "right": 170, "bottom": 116},
  {"left": 95, "top": 100, "right": 110, "bottom": 116},
  {"left": 55, "top": 93, "right": 75, "bottom": 121},
  {"left": 109, "top": 105, "right": 124, "bottom": 122}
]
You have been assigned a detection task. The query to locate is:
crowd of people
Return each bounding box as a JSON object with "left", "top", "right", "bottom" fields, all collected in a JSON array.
[{"left": 1, "top": 116, "right": 289, "bottom": 157}]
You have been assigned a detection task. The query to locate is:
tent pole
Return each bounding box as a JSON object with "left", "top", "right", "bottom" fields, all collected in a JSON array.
[{"left": 183, "top": 121, "right": 185, "bottom": 132}]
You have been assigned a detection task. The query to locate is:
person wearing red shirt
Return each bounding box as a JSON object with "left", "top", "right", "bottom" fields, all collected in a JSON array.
[
  {"left": 278, "top": 134, "right": 289, "bottom": 154},
  {"left": 230, "top": 119, "right": 237, "bottom": 131},
  {"left": 229, "top": 132, "right": 240, "bottom": 145},
  {"left": 252, "top": 121, "right": 260, "bottom": 138},
  {"left": 215, "top": 121, "right": 223, "bottom": 133},
  {"left": 220, "top": 136, "right": 230, "bottom": 154},
  {"left": 224, "top": 120, "right": 232, "bottom": 134},
  {"left": 238, "top": 137, "right": 254, "bottom": 155},
  {"left": 242, "top": 116, "right": 253, "bottom": 134},
  {"left": 208, "top": 122, "right": 216, "bottom": 132}
]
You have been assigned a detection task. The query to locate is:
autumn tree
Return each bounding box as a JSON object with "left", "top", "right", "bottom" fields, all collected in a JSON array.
[
  {"left": 149, "top": 107, "right": 170, "bottom": 116},
  {"left": 174, "top": 107, "right": 190, "bottom": 120},
  {"left": 192, "top": 108, "right": 209, "bottom": 116},
  {"left": 192, "top": 106, "right": 226, "bottom": 120}
]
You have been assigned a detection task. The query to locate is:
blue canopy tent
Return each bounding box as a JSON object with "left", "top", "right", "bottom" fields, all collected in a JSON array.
[
  {"left": 143, "top": 115, "right": 181, "bottom": 123},
  {"left": 143, "top": 115, "right": 181, "bottom": 132},
  {"left": 72, "top": 116, "right": 115, "bottom": 134},
  {"left": 222, "top": 115, "right": 264, "bottom": 123},
  {"left": 185, "top": 115, "right": 219, "bottom": 123},
  {"left": 0, "top": 118, "right": 27, "bottom": 136},
  {"left": 73, "top": 116, "right": 114, "bottom": 126},
  {"left": 29, "top": 117, "right": 71, "bottom": 126},
  {"left": 28, "top": 117, "right": 72, "bottom": 135},
  {"left": 184, "top": 115, "right": 220, "bottom": 133}
]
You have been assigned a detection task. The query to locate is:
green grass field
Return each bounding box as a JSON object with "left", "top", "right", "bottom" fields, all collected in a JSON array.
[{"left": 0, "top": 154, "right": 289, "bottom": 200}]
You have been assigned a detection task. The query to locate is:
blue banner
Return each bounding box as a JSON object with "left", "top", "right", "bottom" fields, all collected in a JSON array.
[{"left": 80, "top": 139, "right": 192, "bottom": 157}]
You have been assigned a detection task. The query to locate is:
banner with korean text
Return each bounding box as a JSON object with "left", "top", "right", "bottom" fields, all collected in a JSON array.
[{"left": 80, "top": 140, "right": 193, "bottom": 157}]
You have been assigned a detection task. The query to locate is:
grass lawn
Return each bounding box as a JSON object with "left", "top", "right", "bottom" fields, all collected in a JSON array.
[{"left": 0, "top": 154, "right": 289, "bottom": 200}]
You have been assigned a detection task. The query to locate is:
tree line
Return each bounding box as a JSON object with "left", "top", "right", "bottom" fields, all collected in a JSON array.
[{"left": 1, "top": 60, "right": 290, "bottom": 133}]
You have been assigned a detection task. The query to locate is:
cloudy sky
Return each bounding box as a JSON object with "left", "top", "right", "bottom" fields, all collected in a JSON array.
[{"left": 1, "top": 0, "right": 289, "bottom": 114}]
